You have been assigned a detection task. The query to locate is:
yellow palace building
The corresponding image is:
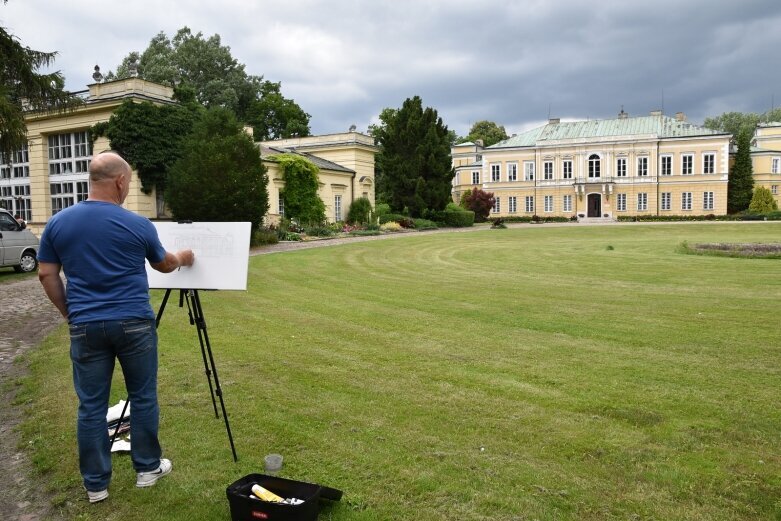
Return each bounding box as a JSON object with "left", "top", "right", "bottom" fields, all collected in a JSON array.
[
  {"left": 0, "top": 77, "right": 376, "bottom": 234},
  {"left": 452, "top": 111, "right": 732, "bottom": 219},
  {"left": 749, "top": 122, "right": 781, "bottom": 207}
]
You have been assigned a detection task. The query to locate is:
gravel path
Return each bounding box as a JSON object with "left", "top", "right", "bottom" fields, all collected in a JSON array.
[{"left": 0, "top": 273, "right": 66, "bottom": 521}]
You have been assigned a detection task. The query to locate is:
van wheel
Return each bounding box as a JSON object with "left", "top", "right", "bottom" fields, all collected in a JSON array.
[{"left": 14, "top": 251, "right": 38, "bottom": 273}]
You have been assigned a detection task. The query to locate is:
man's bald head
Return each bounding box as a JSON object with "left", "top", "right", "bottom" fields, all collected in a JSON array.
[{"left": 89, "top": 152, "right": 131, "bottom": 183}]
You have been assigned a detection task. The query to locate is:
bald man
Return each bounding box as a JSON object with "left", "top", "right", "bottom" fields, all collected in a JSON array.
[{"left": 38, "top": 152, "right": 194, "bottom": 503}]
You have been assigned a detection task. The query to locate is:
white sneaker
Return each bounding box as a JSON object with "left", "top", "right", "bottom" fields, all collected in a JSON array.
[
  {"left": 136, "top": 458, "right": 172, "bottom": 488},
  {"left": 87, "top": 489, "right": 108, "bottom": 503}
]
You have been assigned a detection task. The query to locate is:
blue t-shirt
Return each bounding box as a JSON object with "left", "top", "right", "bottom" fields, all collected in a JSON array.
[{"left": 38, "top": 201, "right": 167, "bottom": 324}]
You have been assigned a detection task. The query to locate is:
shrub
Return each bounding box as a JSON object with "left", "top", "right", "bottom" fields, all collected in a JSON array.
[
  {"left": 380, "top": 221, "right": 402, "bottom": 231},
  {"left": 252, "top": 227, "right": 279, "bottom": 246},
  {"left": 446, "top": 202, "right": 463, "bottom": 212},
  {"left": 279, "top": 231, "right": 302, "bottom": 241},
  {"left": 304, "top": 224, "right": 335, "bottom": 237},
  {"left": 379, "top": 213, "right": 414, "bottom": 228},
  {"left": 461, "top": 188, "right": 496, "bottom": 222},
  {"left": 438, "top": 209, "right": 474, "bottom": 227},
  {"left": 375, "top": 203, "right": 391, "bottom": 217},
  {"left": 491, "top": 217, "right": 506, "bottom": 229},
  {"left": 379, "top": 212, "right": 406, "bottom": 224},
  {"left": 749, "top": 186, "right": 779, "bottom": 214},
  {"left": 347, "top": 197, "right": 373, "bottom": 225},
  {"left": 413, "top": 218, "right": 438, "bottom": 230},
  {"left": 766, "top": 210, "right": 781, "bottom": 221}
]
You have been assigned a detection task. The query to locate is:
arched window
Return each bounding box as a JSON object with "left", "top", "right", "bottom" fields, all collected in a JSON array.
[{"left": 588, "top": 154, "right": 601, "bottom": 178}]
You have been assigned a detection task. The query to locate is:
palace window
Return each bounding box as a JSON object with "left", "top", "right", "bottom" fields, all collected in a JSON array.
[
  {"left": 472, "top": 171, "right": 480, "bottom": 184},
  {"left": 617, "top": 193, "right": 626, "bottom": 211},
  {"left": 50, "top": 182, "right": 75, "bottom": 214},
  {"left": 616, "top": 157, "right": 627, "bottom": 177},
  {"left": 524, "top": 161, "right": 535, "bottom": 181},
  {"left": 562, "top": 160, "right": 573, "bottom": 179},
  {"left": 637, "top": 157, "right": 648, "bottom": 177},
  {"left": 508, "top": 196, "right": 517, "bottom": 213},
  {"left": 49, "top": 131, "right": 92, "bottom": 176},
  {"left": 491, "top": 163, "right": 501, "bottom": 182},
  {"left": 702, "top": 153, "right": 715, "bottom": 174},
  {"left": 278, "top": 194, "right": 285, "bottom": 217},
  {"left": 682, "top": 154, "right": 693, "bottom": 175},
  {"left": 588, "top": 154, "right": 601, "bottom": 178},
  {"left": 0, "top": 145, "right": 30, "bottom": 179},
  {"left": 543, "top": 161, "right": 554, "bottom": 180},
  {"left": 507, "top": 163, "right": 517, "bottom": 182},
  {"left": 661, "top": 192, "right": 671, "bottom": 211},
  {"left": 772, "top": 185, "right": 778, "bottom": 195},
  {"left": 661, "top": 155, "right": 672, "bottom": 176},
  {"left": 681, "top": 192, "right": 692, "bottom": 211},
  {"left": 525, "top": 195, "right": 534, "bottom": 213},
  {"left": 492, "top": 196, "right": 500, "bottom": 213},
  {"left": 637, "top": 193, "right": 647, "bottom": 211},
  {"left": 563, "top": 195, "right": 572, "bottom": 212},
  {"left": 703, "top": 191, "right": 714, "bottom": 211},
  {"left": 772, "top": 157, "right": 780, "bottom": 174},
  {"left": 334, "top": 195, "right": 342, "bottom": 221},
  {"left": 0, "top": 145, "right": 31, "bottom": 220},
  {"left": 544, "top": 195, "right": 553, "bottom": 212}
]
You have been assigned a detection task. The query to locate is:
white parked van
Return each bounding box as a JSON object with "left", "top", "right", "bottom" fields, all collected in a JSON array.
[{"left": 0, "top": 208, "right": 39, "bottom": 273}]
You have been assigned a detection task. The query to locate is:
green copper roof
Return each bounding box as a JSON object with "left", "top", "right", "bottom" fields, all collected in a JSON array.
[{"left": 491, "top": 115, "right": 728, "bottom": 148}]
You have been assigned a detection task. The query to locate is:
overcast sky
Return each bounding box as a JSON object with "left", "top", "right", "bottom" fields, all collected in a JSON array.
[{"left": 4, "top": 0, "right": 781, "bottom": 137}]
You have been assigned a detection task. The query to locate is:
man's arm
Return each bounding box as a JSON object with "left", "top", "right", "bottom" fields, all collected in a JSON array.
[
  {"left": 150, "top": 249, "right": 195, "bottom": 274},
  {"left": 38, "top": 262, "right": 68, "bottom": 319}
]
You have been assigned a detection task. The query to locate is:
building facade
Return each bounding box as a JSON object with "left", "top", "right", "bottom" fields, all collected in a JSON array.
[
  {"left": 1, "top": 78, "right": 175, "bottom": 233},
  {"left": 750, "top": 122, "right": 781, "bottom": 206},
  {"left": 260, "top": 132, "right": 377, "bottom": 224},
  {"left": 0, "top": 78, "right": 376, "bottom": 234},
  {"left": 452, "top": 111, "right": 732, "bottom": 218}
]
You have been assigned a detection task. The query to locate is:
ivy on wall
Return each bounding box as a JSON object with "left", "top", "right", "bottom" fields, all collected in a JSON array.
[{"left": 272, "top": 153, "right": 326, "bottom": 224}]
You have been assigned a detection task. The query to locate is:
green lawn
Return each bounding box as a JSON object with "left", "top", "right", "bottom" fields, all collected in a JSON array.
[{"left": 18, "top": 223, "right": 781, "bottom": 520}]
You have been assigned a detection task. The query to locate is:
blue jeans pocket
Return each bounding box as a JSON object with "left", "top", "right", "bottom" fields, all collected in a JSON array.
[{"left": 120, "top": 319, "right": 155, "bottom": 356}]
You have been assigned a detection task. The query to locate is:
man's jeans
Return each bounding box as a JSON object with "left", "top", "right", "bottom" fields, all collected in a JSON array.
[{"left": 69, "top": 319, "right": 161, "bottom": 492}]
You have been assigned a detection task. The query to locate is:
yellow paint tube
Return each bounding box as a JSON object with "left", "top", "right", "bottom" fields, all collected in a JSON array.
[{"left": 251, "top": 484, "right": 284, "bottom": 503}]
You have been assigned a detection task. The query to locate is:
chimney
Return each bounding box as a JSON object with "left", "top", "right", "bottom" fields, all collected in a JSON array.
[
  {"left": 548, "top": 117, "right": 560, "bottom": 124},
  {"left": 649, "top": 110, "right": 663, "bottom": 116},
  {"left": 675, "top": 112, "right": 686, "bottom": 122}
]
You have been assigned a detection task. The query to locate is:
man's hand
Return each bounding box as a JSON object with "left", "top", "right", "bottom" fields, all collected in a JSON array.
[
  {"left": 151, "top": 249, "right": 195, "bottom": 273},
  {"left": 176, "top": 249, "right": 195, "bottom": 267}
]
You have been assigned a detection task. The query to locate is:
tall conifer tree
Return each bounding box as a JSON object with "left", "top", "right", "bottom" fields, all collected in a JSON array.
[
  {"left": 374, "top": 96, "right": 453, "bottom": 217},
  {"left": 728, "top": 127, "right": 754, "bottom": 214}
]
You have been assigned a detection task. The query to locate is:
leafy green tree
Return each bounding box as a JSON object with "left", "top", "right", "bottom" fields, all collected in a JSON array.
[
  {"left": 90, "top": 99, "right": 202, "bottom": 193},
  {"left": 461, "top": 120, "right": 508, "bottom": 147},
  {"left": 246, "top": 81, "right": 311, "bottom": 141},
  {"left": 728, "top": 127, "right": 754, "bottom": 213},
  {"left": 272, "top": 153, "right": 325, "bottom": 224},
  {"left": 0, "top": 17, "right": 80, "bottom": 158},
  {"left": 748, "top": 186, "right": 778, "bottom": 213},
  {"left": 166, "top": 108, "right": 268, "bottom": 229},
  {"left": 461, "top": 188, "right": 495, "bottom": 222},
  {"left": 703, "top": 112, "right": 759, "bottom": 137},
  {"left": 373, "top": 96, "right": 454, "bottom": 217},
  {"left": 108, "top": 27, "right": 306, "bottom": 133}
]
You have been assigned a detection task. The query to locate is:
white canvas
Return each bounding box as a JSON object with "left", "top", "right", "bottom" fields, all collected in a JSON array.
[{"left": 146, "top": 221, "right": 251, "bottom": 290}]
